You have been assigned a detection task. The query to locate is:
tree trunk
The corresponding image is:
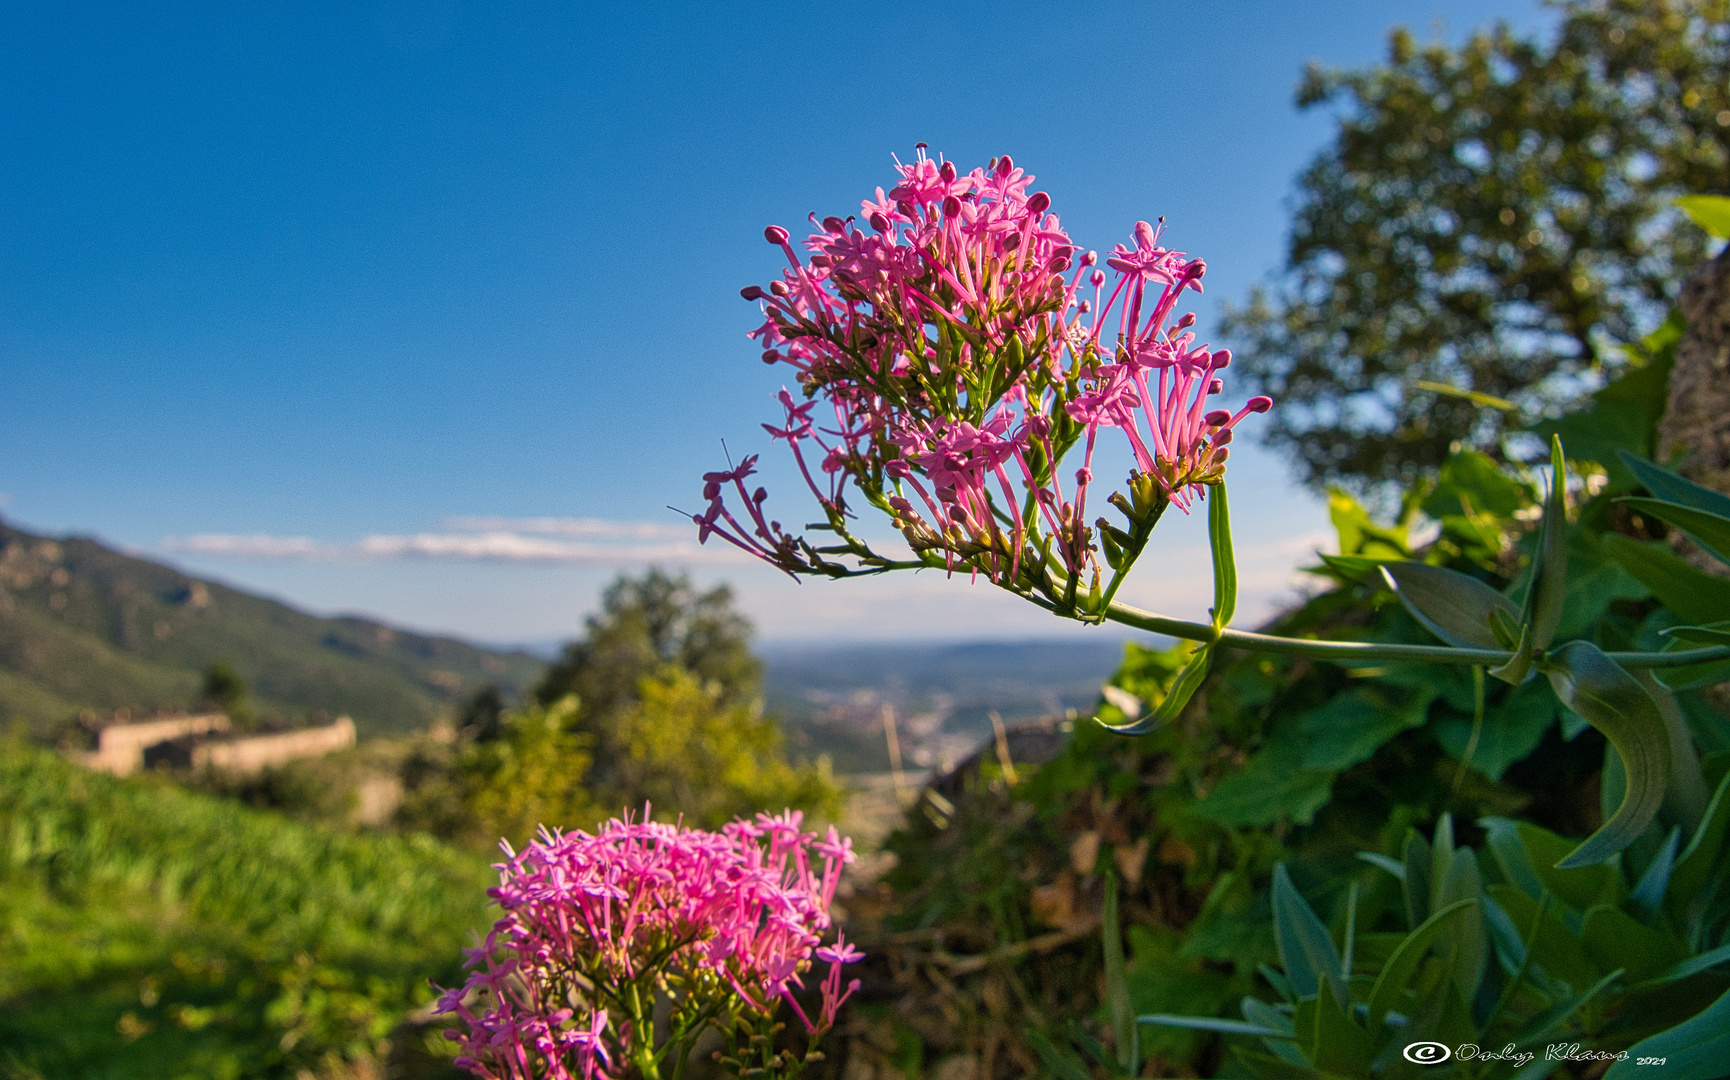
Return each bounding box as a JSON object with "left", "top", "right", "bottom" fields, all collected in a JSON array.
[{"left": 1659, "top": 246, "right": 1730, "bottom": 496}]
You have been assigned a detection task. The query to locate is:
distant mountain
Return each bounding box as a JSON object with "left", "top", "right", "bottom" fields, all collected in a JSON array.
[{"left": 0, "top": 519, "right": 544, "bottom": 737}]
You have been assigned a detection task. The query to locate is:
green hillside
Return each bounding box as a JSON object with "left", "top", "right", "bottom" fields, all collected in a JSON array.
[
  {"left": 0, "top": 519, "right": 544, "bottom": 737},
  {"left": 0, "top": 739, "right": 491, "bottom": 1078}
]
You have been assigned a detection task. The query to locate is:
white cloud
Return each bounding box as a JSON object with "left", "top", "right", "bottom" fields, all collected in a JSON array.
[
  {"left": 441, "top": 516, "right": 689, "bottom": 540},
  {"left": 162, "top": 520, "right": 753, "bottom": 566}
]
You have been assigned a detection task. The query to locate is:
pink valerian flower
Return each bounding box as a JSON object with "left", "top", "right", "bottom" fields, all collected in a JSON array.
[
  {"left": 438, "top": 810, "right": 861, "bottom": 1080},
  {"left": 700, "top": 150, "right": 1273, "bottom": 607}
]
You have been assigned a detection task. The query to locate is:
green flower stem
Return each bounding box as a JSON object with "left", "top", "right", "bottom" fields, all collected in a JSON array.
[{"left": 1100, "top": 600, "right": 1730, "bottom": 670}]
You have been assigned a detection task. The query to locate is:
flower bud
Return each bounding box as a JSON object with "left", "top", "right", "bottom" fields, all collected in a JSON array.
[
  {"left": 995, "top": 155, "right": 1014, "bottom": 177},
  {"left": 741, "top": 285, "right": 766, "bottom": 301},
  {"left": 1214, "top": 429, "right": 1234, "bottom": 446},
  {"left": 869, "top": 212, "right": 891, "bottom": 233},
  {"left": 943, "top": 195, "right": 962, "bottom": 218},
  {"left": 823, "top": 216, "right": 847, "bottom": 233},
  {"left": 765, "top": 225, "right": 790, "bottom": 245},
  {"left": 1212, "top": 348, "right": 1232, "bottom": 368},
  {"left": 1134, "top": 220, "right": 1156, "bottom": 248},
  {"left": 1081, "top": 250, "right": 1098, "bottom": 267},
  {"left": 1247, "top": 396, "right": 1273, "bottom": 412},
  {"left": 939, "top": 160, "right": 956, "bottom": 183},
  {"left": 1027, "top": 191, "right": 1051, "bottom": 214},
  {"left": 1176, "top": 312, "right": 1196, "bottom": 329},
  {"left": 770, "top": 280, "right": 791, "bottom": 297},
  {"left": 762, "top": 350, "right": 780, "bottom": 364},
  {"left": 1209, "top": 379, "right": 1223, "bottom": 394},
  {"left": 1090, "top": 270, "right": 1105, "bottom": 287},
  {"left": 1204, "top": 409, "right": 1231, "bottom": 427},
  {"left": 1048, "top": 256, "right": 1071, "bottom": 273}
]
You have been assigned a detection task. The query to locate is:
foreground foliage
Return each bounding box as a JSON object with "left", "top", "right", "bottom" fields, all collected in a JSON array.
[
  {"left": 853, "top": 326, "right": 1730, "bottom": 1079},
  {"left": 0, "top": 740, "right": 491, "bottom": 1079}
]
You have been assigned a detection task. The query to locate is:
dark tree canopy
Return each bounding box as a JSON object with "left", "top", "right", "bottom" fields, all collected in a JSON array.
[
  {"left": 1225, "top": 0, "right": 1729, "bottom": 491},
  {"left": 533, "top": 569, "right": 760, "bottom": 713}
]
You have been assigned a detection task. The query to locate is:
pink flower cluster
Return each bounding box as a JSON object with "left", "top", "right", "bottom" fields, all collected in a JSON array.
[
  {"left": 696, "top": 149, "right": 1269, "bottom": 602},
  {"left": 439, "top": 810, "right": 861, "bottom": 1080}
]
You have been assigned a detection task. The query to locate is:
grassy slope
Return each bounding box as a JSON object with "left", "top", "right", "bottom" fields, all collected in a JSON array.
[
  {"left": 0, "top": 520, "right": 544, "bottom": 736},
  {"left": 0, "top": 741, "right": 494, "bottom": 1079}
]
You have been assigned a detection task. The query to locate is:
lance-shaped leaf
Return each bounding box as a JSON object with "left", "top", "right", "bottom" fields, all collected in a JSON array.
[
  {"left": 1209, "top": 482, "right": 1237, "bottom": 629},
  {"left": 1525, "top": 434, "right": 1570, "bottom": 650},
  {"left": 1380, "top": 562, "right": 1518, "bottom": 650},
  {"left": 1616, "top": 497, "right": 1730, "bottom": 567},
  {"left": 1365, "top": 897, "right": 1478, "bottom": 1034},
  {"left": 1605, "top": 986, "right": 1730, "bottom": 1080},
  {"left": 1618, "top": 449, "right": 1730, "bottom": 518},
  {"left": 1099, "top": 644, "right": 1210, "bottom": 736},
  {"left": 1662, "top": 622, "right": 1730, "bottom": 646},
  {"left": 1489, "top": 619, "right": 1536, "bottom": 686},
  {"left": 1540, "top": 641, "right": 1671, "bottom": 868},
  {"left": 1601, "top": 533, "right": 1730, "bottom": 625},
  {"left": 1270, "top": 863, "right": 1348, "bottom": 1008}
]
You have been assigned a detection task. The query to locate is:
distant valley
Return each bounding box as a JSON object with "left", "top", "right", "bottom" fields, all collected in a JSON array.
[{"left": 1, "top": 518, "right": 1128, "bottom": 767}]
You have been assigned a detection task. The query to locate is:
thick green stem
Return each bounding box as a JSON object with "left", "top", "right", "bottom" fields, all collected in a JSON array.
[{"left": 1100, "top": 600, "right": 1730, "bottom": 670}]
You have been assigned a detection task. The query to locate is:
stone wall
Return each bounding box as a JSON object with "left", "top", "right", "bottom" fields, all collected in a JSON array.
[
  {"left": 192, "top": 717, "right": 357, "bottom": 774},
  {"left": 77, "top": 713, "right": 230, "bottom": 776}
]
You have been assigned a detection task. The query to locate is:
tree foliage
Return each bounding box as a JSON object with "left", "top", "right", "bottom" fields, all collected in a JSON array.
[{"left": 1225, "top": 0, "right": 1729, "bottom": 491}]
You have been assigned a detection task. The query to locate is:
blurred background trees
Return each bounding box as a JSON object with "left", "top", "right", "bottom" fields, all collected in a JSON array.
[
  {"left": 1225, "top": 0, "right": 1730, "bottom": 492},
  {"left": 395, "top": 569, "right": 837, "bottom": 849}
]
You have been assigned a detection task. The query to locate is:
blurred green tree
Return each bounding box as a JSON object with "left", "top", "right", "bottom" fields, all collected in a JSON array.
[
  {"left": 1224, "top": 0, "right": 1729, "bottom": 492},
  {"left": 533, "top": 569, "right": 763, "bottom": 790},
  {"left": 197, "top": 659, "right": 255, "bottom": 729},
  {"left": 419, "top": 570, "right": 838, "bottom": 841}
]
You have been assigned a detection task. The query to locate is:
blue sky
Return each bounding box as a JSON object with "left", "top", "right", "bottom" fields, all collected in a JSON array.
[{"left": 0, "top": 0, "right": 1550, "bottom": 645}]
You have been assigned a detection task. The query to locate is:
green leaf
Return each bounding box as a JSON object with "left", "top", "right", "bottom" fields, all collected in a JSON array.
[
  {"left": 1298, "top": 684, "right": 1434, "bottom": 771},
  {"left": 1355, "top": 852, "right": 1406, "bottom": 880},
  {"left": 1619, "top": 450, "right": 1730, "bottom": 520},
  {"left": 1509, "top": 967, "right": 1623, "bottom": 1047},
  {"left": 1541, "top": 640, "right": 1672, "bottom": 868},
  {"left": 1487, "top": 886, "right": 1602, "bottom": 994},
  {"left": 1308, "top": 976, "right": 1374, "bottom": 1076},
  {"left": 1634, "top": 943, "right": 1730, "bottom": 990},
  {"left": 1630, "top": 826, "right": 1682, "bottom": 916},
  {"left": 1617, "top": 497, "right": 1730, "bottom": 566},
  {"left": 1605, "top": 986, "right": 1730, "bottom": 1080},
  {"left": 1663, "top": 622, "right": 1730, "bottom": 646},
  {"left": 1512, "top": 821, "right": 1628, "bottom": 911},
  {"left": 1531, "top": 336, "right": 1677, "bottom": 493},
  {"left": 1100, "top": 643, "right": 1211, "bottom": 736},
  {"left": 1136, "top": 1015, "right": 1287, "bottom": 1037},
  {"left": 1527, "top": 434, "right": 1570, "bottom": 649},
  {"left": 1327, "top": 488, "right": 1409, "bottom": 559},
  {"left": 1488, "top": 618, "right": 1536, "bottom": 686},
  {"left": 1103, "top": 874, "right": 1133, "bottom": 1067},
  {"left": 1270, "top": 864, "right": 1347, "bottom": 1007},
  {"left": 1602, "top": 533, "right": 1730, "bottom": 631},
  {"left": 1364, "top": 897, "right": 1478, "bottom": 1033},
  {"left": 1668, "top": 768, "right": 1730, "bottom": 936},
  {"left": 1210, "top": 482, "right": 1237, "bottom": 629},
  {"left": 1579, "top": 906, "right": 1686, "bottom": 983},
  {"left": 1191, "top": 741, "right": 1336, "bottom": 827},
  {"left": 1434, "top": 678, "right": 1556, "bottom": 780},
  {"left": 1435, "top": 849, "right": 1488, "bottom": 1000},
  {"left": 1676, "top": 194, "right": 1730, "bottom": 239},
  {"left": 1479, "top": 817, "right": 1547, "bottom": 902},
  {"left": 1379, "top": 562, "right": 1518, "bottom": 650},
  {"left": 1402, "top": 829, "right": 1434, "bottom": 928}
]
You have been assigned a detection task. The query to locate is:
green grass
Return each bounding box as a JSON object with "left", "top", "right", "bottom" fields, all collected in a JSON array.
[{"left": 0, "top": 741, "right": 494, "bottom": 1079}]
